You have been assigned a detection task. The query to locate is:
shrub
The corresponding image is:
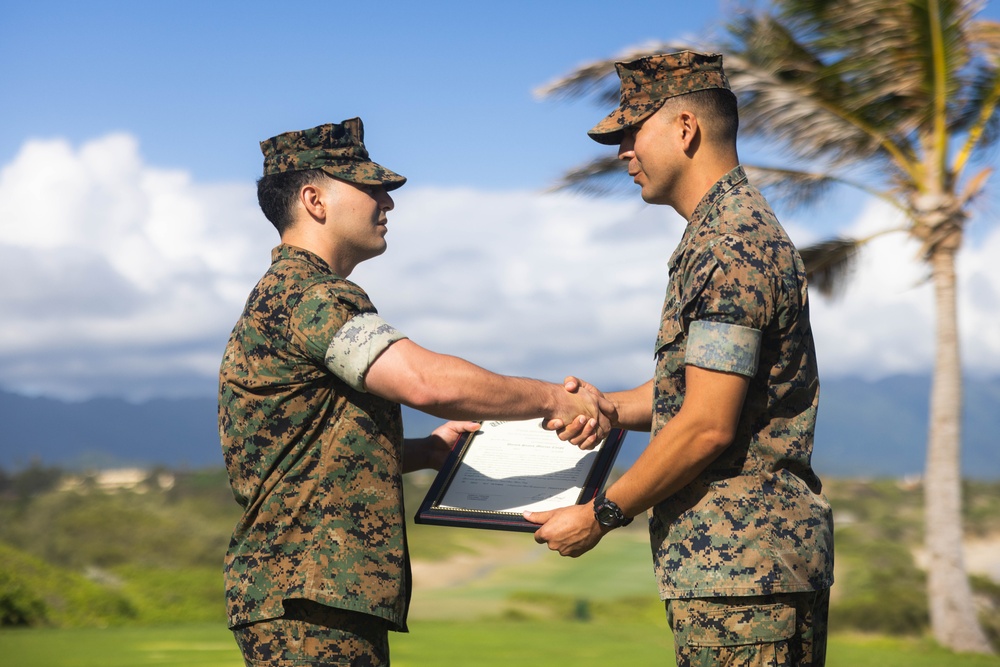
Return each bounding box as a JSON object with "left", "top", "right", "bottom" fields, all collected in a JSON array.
[
  {"left": 829, "top": 529, "right": 929, "bottom": 636},
  {"left": 971, "top": 575, "right": 1000, "bottom": 652},
  {"left": 0, "top": 568, "right": 47, "bottom": 626},
  {"left": 0, "top": 541, "right": 136, "bottom": 627}
]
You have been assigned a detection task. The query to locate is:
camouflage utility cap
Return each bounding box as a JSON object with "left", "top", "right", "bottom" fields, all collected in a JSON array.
[
  {"left": 261, "top": 118, "right": 406, "bottom": 191},
  {"left": 588, "top": 51, "right": 730, "bottom": 146}
]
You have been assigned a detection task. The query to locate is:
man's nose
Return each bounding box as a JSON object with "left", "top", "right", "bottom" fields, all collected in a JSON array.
[
  {"left": 379, "top": 191, "right": 395, "bottom": 211},
  {"left": 618, "top": 133, "right": 635, "bottom": 160}
]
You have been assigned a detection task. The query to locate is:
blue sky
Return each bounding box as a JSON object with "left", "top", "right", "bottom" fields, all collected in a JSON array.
[
  {"left": 1, "top": 1, "right": 723, "bottom": 188},
  {"left": 2, "top": 0, "right": 999, "bottom": 402}
]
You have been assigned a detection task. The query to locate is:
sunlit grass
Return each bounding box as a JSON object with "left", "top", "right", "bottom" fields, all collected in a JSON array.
[
  {"left": 0, "top": 624, "right": 244, "bottom": 667},
  {"left": 3, "top": 622, "right": 1000, "bottom": 667}
]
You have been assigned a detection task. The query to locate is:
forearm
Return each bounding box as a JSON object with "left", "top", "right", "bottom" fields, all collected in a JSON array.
[
  {"left": 528, "top": 368, "right": 748, "bottom": 558},
  {"left": 366, "top": 340, "right": 562, "bottom": 421},
  {"left": 604, "top": 415, "right": 728, "bottom": 517},
  {"left": 402, "top": 420, "right": 481, "bottom": 474},
  {"left": 395, "top": 358, "right": 557, "bottom": 420},
  {"left": 607, "top": 379, "right": 654, "bottom": 431},
  {"left": 605, "top": 367, "right": 748, "bottom": 517}
]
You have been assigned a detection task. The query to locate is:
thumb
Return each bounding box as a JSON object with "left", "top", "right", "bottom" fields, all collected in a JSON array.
[
  {"left": 522, "top": 509, "right": 552, "bottom": 525},
  {"left": 541, "top": 418, "right": 565, "bottom": 431}
]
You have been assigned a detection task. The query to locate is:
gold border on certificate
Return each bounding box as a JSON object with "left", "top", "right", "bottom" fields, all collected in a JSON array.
[{"left": 415, "top": 419, "right": 626, "bottom": 532}]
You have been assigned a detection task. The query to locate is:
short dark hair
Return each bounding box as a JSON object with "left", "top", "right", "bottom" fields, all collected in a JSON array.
[
  {"left": 662, "top": 88, "right": 739, "bottom": 146},
  {"left": 256, "top": 169, "right": 329, "bottom": 235}
]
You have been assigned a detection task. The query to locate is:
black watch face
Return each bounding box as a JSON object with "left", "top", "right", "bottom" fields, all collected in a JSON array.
[{"left": 596, "top": 505, "right": 617, "bottom": 526}]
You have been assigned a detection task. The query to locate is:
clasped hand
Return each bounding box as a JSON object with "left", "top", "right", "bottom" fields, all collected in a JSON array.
[{"left": 543, "top": 376, "right": 617, "bottom": 450}]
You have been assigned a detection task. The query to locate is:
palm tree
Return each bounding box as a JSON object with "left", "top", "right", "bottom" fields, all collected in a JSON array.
[{"left": 537, "top": 0, "right": 999, "bottom": 655}]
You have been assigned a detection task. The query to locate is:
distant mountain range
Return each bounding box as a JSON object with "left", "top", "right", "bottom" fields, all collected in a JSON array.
[{"left": 1, "top": 375, "right": 997, "bottom": 478}]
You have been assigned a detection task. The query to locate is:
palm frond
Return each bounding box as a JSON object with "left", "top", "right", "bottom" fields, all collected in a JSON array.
[
  {"left": 948, "top": 63, "right": 1000, "bottom": 135},
  {"left": 959, "top": 166, "right": 992, "bottom": 206},
  {"left": 800, "top": 222, "right": 910, "bottom": 297},
  {"left": 544, "top": 156, "right": 633, "bottom": 197},
  {"left": 722, "top": 1, "right": 995, "bottom": 177},
  {"left": 744, "top": 163, "right": 909, "bottom": 214},
  {"left": 951, "top": 18, "right": 1000, "bottom": 168},
  {"left": 950, "top": 64, "right": 1000, "bottom": 168},
  {"left": 743, "top": 165, "right": 836, "bottom": 210},
  {"left": 799, "top": 237, "right": 864, "bottom": 298},
  {"left": 777, "top": 0, "right": 972, "bottom": 112},
  {"left": 969, "top": 16, "right": 1000, "bottom": 63},
  {"left": 533, "top": 42, "right": 672, "bottom": 106},
  {"left": 723, "top": 14, "right": 922, "bottom": 172}
]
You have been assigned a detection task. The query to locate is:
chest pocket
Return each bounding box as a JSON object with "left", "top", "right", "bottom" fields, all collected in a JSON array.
[
  {"left": 654, "top": 296, "right": 686, "bottom": 372},
  {"left": 652, "top": 301, "right": 686, "bottom": 433}
]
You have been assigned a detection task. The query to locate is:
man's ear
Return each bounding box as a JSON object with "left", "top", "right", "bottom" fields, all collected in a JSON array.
[
  {"left": 299, "top": 182, "right": 326, "bottom": 220},
  {"left": 677, "top": 110, "right": 700, "bottom": 153}
]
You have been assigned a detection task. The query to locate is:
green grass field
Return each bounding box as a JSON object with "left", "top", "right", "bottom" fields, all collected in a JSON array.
[
  {"left": 3, "top": 622, "right": 1000, "bottom": 667},
  {"left": 3, "top": 472, "right": 999, "bottom": 664}
]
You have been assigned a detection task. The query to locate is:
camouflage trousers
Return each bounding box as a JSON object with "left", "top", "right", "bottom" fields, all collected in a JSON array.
[
  {"left": 665, "top": 589, "right": 829, "bottom": 667},
  {"left": 232, "top": 599, "right": 391, "bottom": 666}
]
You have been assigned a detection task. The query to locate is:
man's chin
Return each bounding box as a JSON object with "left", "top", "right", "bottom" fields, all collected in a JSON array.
[{"left": 640, "top": 187, "right": 669, "bottom": 206}]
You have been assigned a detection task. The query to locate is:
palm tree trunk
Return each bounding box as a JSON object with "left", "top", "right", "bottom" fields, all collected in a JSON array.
[{"left": 924, "top": 245, "right": 993, "bottom": 654}]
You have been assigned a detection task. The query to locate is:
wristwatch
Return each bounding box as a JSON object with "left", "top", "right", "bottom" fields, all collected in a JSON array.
[{"left": 593, "top": 492, "right": 632, "bottom": 529}]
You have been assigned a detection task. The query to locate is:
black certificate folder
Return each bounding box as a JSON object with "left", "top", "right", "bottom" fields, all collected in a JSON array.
[{"left": 415, "top": 418, "right": 627, "bottom": 533}]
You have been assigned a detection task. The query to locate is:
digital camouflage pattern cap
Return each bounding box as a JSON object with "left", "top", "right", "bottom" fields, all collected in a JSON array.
[
  {"left": 260, "top": 118, "right": 406, "bottom": 191},
  {"left": 588, "top": 51, "right": 730, "bottom": 146}
]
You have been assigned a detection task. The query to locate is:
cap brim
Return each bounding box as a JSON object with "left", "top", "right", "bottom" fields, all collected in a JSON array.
[
  {"left": 320, "top": 161, "right": 407, "bottom": 191},
  {"left": 587, "top": 109, "right": 643, "bottom": 146},
  {"left": 587, "top": 100, "right": 665, "bottom": 145},
  {"left": 587, "top": 120, "right": 626, "bottom": 146}
]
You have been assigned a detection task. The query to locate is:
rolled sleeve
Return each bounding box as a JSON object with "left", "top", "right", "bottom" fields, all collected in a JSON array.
[
  {"left": 685, "top": 320, "right": 761, "bottom": 377},
  {"left": 324, "top": 313, "right": 406, "bottom": 391}
]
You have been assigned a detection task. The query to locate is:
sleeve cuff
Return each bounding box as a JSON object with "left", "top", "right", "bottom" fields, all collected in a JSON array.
[
  {"left": 324, "top": 312, "right": 406, "bottom": 391},
  {"left": 685, "top": 320, "right": 762, "bottom": 377}
]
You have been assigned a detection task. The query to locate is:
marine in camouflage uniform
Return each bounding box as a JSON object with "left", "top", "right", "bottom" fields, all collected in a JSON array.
[
  {"left": 221, "top": 118, "right": 614, "bottom": 666},
  {"left": 527, "top": 52, "right": 834, "bottom": 667}
]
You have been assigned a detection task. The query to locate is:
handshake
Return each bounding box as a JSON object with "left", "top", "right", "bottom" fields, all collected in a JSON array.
[{"left": 542, "top": 376, "right": 618, "bottom": 450}]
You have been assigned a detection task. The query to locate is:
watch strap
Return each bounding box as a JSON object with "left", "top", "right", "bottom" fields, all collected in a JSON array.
[{"left": 593, "top": 491, "right": 633, "bottom": 528}]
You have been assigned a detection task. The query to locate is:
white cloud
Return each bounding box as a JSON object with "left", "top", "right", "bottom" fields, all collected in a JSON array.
[
  {"left": 353, "top": 187, "right": 681, "bottom": 389},
  {"left": 1, "top": 134, "right": 997, "bottom": 400},
  {"left": 0, "top": 135, "right": 273, "bottom": 399},
  {"left": 786, "top": 201, "right": 1000, "bottom": 380}
]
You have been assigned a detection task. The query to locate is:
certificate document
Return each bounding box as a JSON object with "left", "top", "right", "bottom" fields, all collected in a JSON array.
[{"left": 415, "top": 418, "right": 626, "bottom": 532}]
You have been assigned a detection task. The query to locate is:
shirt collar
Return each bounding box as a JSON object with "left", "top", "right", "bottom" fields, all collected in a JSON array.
[
  {"left": 688, "top": 165, "right": 747, "bottom": 226},
  {"left": 668, "top": 165, "right": 748, "bottom": 272},
  {"left": 271, "top": 243, "right": 338, "bottom": 276}
]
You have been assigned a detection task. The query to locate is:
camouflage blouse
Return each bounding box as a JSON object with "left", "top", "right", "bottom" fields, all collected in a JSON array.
[
  {"left": 650, "top": 166, "right": 834, "bottom": 599},
  {"left": 219, "top": 244, "right": 409, "bottom": 630}
]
